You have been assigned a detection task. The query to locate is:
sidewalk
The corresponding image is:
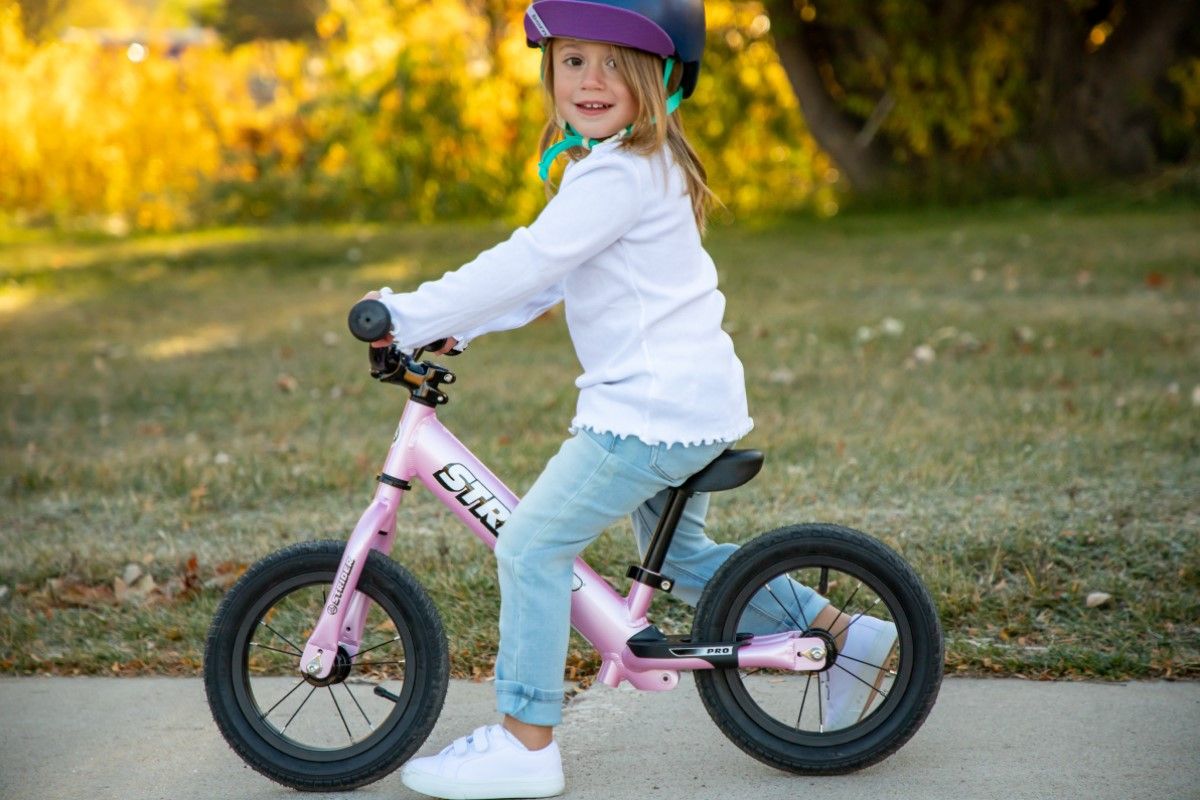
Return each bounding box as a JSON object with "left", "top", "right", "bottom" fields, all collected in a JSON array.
[{"left": 1, "top": 676, "right": 1197, "bottom": 800}]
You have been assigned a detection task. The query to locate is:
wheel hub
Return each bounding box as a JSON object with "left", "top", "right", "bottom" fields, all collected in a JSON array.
[
  {"left": 302, "top": 646, "right": 354, "bottom": 687},
  {"left": 802, "top": 628, "right": 839, "bottom": 673}
]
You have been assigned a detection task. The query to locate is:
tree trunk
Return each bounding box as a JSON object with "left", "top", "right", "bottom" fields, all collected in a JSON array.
[
  {"left": 766, "top": 0, "right": 1198, "bottom": 192},
  {"left": 1033, "top": 0, "right": 1196, "bottom": 178},
  {"left": 764, "top": 1, "right": 888, "bottom": 193}
]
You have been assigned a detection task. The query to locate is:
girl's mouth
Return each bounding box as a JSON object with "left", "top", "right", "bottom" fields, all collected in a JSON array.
[{"left": 575, "top": 102, "right": 613, "bottom": 117}]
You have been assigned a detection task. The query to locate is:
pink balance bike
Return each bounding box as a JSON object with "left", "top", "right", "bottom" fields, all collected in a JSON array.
[{"left": 203, "top": 300, "right": 943, "bottom": 791}]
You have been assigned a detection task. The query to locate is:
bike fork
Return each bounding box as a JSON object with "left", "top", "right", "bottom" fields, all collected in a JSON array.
[{"left": 299, "top": 490, "right": 403, "bottom": 680}]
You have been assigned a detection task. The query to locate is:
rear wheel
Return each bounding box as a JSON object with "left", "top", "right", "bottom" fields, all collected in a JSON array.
[
  {"left": 694, "top": 524, "right": 942, "bottom": 774},
  {"left": 204, "top": 540, "right": 449, "bottom": 791}
]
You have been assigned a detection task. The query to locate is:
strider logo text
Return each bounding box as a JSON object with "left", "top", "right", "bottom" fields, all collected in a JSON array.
[
  {"left": 327, "top": 557, "right": 356, "bottom": 615},
  {"left": 433, "top": 463, "right": 511, "bottom": 535}
]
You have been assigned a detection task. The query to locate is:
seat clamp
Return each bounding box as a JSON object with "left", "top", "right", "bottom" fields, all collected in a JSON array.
[
  {"left": 377, "top": 473, "right": 411, "bottom": 490},
  {"left": 626, "top": 565, "right": 673, "bottom": 593}
]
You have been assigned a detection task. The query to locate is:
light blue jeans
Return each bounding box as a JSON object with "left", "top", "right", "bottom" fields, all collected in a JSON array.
[{"left": 493, "top": 429, "right": 828, "bottom": 725}]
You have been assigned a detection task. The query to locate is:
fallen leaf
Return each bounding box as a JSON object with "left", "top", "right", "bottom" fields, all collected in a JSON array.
[
  {"left": 1086, "top": 591, "right": 1112, "bottom": 608},
  {"left": 276, "top": 374, "right": 299, "bottom": 392},
  {"left": 768, "top": 368, "right": 795, "bottom": 385},
  {"left": 180, "top": 554, "right": 201, "bottom": 597},
  {"left": 202, "top": 572, "right": 241, "bottom": 591},
  {"left": 51, "top": 577, "right": 115, "bottom": 608},
  {"left": 1013, "top": 326, "right": 1036, "bottom": 344},
  {"left": 189, "top": 484, "right": 208, "bottom": 510}
]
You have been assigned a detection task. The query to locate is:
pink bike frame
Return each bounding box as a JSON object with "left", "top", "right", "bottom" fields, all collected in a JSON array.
[{"left": 300, "top": 398, "right": 827, "bottom": 689}]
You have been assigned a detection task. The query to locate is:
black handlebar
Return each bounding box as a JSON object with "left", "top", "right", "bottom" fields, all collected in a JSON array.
[{"left": 348, "top": 299, "right": 392, "bottom": 342}]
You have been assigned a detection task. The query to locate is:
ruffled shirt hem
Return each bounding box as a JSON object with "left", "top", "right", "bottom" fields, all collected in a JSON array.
[{"left": 569, "top": 417, "right": 755, "bottom": 448}]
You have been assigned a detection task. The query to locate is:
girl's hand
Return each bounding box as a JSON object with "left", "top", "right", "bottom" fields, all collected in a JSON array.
[
  {"left": 359, "top": 291, "right": 457, "bottom": 353},
  {"left": 430, "top": 337, "right": 459, "bottom": 355}
]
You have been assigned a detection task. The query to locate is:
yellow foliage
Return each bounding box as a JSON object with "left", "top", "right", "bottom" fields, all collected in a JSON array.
[{"left": 0, "top": 0, "right": 833, "bottom": 232}]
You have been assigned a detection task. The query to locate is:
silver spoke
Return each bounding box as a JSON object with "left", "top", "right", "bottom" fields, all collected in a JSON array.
[
  {"left": 328, "top": 687, "right": 354, "bottom": 742},
  {"left": 343, "top": 683, "right": 373, "bottom": 726},
  {"left": 281, "top": 686, "right": 318, "bottom": 733}
]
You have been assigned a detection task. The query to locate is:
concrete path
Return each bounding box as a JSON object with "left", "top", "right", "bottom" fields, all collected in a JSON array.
[{"left": 1, "top": 676, "right": 1197, "bottom": 800}]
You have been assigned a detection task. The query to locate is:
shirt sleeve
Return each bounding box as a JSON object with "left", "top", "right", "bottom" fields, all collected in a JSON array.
[
  {"left": 377, "top": 151, "right": 643, "bottom": 351},
  {"left": 450, "top": 282, "right": 564, "bottom": 348}
]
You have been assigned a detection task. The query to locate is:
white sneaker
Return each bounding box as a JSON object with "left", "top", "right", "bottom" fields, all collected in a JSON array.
[
  {"left": 400, "top": 724, "right": 565, "bottom": 800},
  {"left": 820, "top": 615, "right": 898, "bottom": 730}
]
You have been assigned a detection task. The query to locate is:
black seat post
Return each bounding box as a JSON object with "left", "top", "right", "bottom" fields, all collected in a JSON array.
[{"left": 641, "top": 487, "right": 691, "bottom": 574}]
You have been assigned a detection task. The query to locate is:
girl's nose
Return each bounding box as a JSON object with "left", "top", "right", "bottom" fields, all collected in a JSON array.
[{"left": 581, "top": 62, "right": 605, "bottom": 88}]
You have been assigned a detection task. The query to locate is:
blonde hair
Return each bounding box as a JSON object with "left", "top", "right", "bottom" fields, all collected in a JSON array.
[{"left": 538, "top": 39, "right": 717, "bottom": 234}]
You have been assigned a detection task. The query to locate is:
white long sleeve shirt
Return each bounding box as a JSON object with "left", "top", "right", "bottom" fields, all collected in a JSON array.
[{"left": 378, "top": 140, "right": 752, "bottom": 447}]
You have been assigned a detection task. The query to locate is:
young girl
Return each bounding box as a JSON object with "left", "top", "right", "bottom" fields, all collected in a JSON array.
[{"left": 367, "top": 2, "right": 896, "bottom": 797}]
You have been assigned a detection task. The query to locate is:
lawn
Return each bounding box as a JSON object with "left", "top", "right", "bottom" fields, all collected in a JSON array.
[{"left": 1, "top": 199, "right": 1197, "bottom": 680}]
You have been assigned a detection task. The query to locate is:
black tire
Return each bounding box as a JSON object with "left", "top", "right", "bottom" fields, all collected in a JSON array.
[
  {"left": 203, "top": 540, "right": 449, "bottom": 791},
  {"left": 693, "top": 524, "right": 942, "bottom": 774}
]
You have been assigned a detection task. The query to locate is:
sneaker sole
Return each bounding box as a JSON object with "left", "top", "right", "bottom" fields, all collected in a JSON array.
[{"left": 401, "top": 770, "right": 565, "bottom": 800}]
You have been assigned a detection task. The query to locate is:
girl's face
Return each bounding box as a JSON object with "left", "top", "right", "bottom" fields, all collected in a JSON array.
[{"left": 552, "top": 39, "right": 638, "bottom": 140}]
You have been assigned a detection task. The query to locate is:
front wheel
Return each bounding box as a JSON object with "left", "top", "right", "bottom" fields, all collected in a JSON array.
[
  {"left": 203, "top": 540, "right": 449, "bottom": 791},
  {"left": 694, "top": 524, "right": 943, "bottom": 774}
]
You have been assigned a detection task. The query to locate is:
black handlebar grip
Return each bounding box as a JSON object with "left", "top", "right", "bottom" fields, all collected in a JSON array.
[{"left": 347, "top": 299, "right": 393, "bottom": 342}]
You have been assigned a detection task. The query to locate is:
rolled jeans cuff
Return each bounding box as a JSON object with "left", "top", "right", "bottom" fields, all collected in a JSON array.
[{"left": 495, "top": 679, "right": 564, "bottom": 726}]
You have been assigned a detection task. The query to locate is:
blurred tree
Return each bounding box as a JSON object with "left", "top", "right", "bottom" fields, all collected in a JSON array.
[
  {"left": 763, "top": 0, "right": 1200, "bottom": 193},
  {"left": 18, "top": 0, "right": 230, "bottom": 38},
  {"left": 15, "top": 0, "right": 70, "bottom": 39},
  {"left": 196, "top": 0, "right": 325, "bottom": 44}
]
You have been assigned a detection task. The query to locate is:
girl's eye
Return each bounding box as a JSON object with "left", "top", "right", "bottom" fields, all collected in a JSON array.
[
  {"left": 564, "top": 56, "right": 583, "bottom": 67},
  {"left": 606, "top": 58, "right": 617, "bottom": 69}
]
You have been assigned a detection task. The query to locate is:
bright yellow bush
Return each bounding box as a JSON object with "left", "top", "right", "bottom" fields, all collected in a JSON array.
[
  {"left": 0, "top": 1, "right": 835, "bottom": 232},
  {"left": 1, "top": 4, "right": 227, "bottom": 229}
]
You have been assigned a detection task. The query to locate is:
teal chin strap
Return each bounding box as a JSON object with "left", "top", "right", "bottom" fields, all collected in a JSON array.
[
  {"left": 537, "top": 56, "right": 684, "bottom": 181},
  {"left": 663, "top": 56, "right": 683, "bottom": 115},
  {"left": 537, "top": 125, "right": 630, "bottom": 182}
]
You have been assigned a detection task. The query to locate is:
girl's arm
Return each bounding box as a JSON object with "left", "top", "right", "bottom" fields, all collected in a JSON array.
[
  {"left": 444, "top": 282, "right": 564, "bottom": 350},
  {"left": 375, "top": 155, "right": 642, "bottom": 351}
]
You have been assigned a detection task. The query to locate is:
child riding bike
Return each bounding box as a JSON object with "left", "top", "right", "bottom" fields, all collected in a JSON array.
[{"left": 364, "top": 2, "right": 896, "bottom": 797}]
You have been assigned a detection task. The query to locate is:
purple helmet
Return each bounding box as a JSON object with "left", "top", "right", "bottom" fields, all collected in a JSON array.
[{"left": 524, "top": 0, "right": 707, "bottom": 98}]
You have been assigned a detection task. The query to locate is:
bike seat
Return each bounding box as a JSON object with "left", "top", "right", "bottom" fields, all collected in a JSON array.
[{"left": 680, "top": 449, "right": 764, "bottom": 493}]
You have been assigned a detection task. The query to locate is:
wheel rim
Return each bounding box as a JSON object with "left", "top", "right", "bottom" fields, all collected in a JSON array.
[
  {"left": 229, "top": 567, "right": 418, "bottom": 761},
  {"left": 718, "top": 553, "right": 913, "bottom": 746}
]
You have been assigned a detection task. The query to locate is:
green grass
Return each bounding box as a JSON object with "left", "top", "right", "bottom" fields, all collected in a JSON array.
[{"left": 1, "top": 200, "right": 1197, "bottom": 680}]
